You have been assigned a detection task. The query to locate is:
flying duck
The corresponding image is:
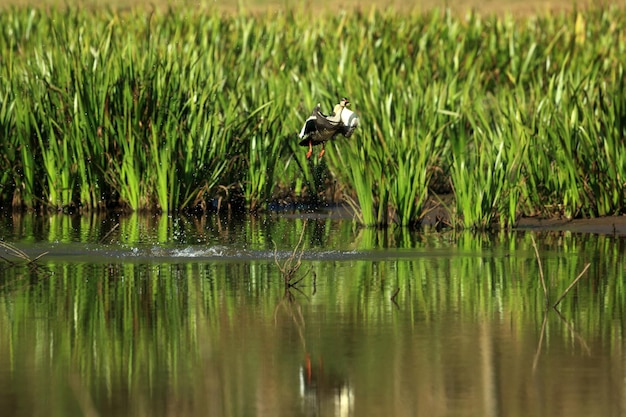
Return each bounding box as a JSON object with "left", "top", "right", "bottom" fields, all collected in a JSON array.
[{"left": 298, "top": 98, "right": 359, "bottom": 159}]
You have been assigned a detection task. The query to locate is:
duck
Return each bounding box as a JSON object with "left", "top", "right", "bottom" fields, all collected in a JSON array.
[{"left": 298, "top": 98, "right": 359, "bottom": 159}]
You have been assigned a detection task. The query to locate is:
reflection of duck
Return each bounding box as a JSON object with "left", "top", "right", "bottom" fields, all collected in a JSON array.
[
  {"left": 298, "top": 98, "right": 360, "bottom": 159},
  {"left": 300, "top": 353, "right": 354, "bottom": 416}
]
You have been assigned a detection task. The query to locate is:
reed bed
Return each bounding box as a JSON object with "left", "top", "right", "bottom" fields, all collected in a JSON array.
[{"left": 0, "top": 6, "right": 624, "bottom": 228}]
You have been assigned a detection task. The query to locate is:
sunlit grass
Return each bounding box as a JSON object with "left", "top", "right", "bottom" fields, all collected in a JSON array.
[{"left": 0, "top": 5, "right": 624, "bottom": 229}]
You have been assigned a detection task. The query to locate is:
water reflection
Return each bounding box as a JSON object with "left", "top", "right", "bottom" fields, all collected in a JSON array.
[{"left": 0, "top": 213, "right": 624, "bottom": 417}]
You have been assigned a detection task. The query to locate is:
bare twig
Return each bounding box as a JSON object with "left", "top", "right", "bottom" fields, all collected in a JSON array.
[
  {"left": 552, "top": 307, "right": 591, "bottom": 354},
  {"left": 530, "top": 235, "right": 548, "bottom": 305},
  {"left": 0, "top": 240, "right": 31, "bottom": 261},
  {"left": 0, "top": 240, "right": 49, "bottom": 274},
  {"left": 273, "top": 289, "right": 307, "bottom": 350},
  {"left": 0, "top": 255, "right": 15, "bottom": 265},
  {"left": 532, "top": 313, "right": 548, "bottom": 373},
  {"left": 69, "top": 373, "right": 99, "bottom": 417},
  {"left": 99, "top": 223, "right": 120, "bottom": 244},
  {"left": 290, "top": 268, "right": 313, "bottom": 287},
  {"left": 28, "top": 251, "right": 50, "bottom": 264},
  {"left": 552, "top": 263, "right": 591, "bottom": 308},
  {"left": 390, "top": 287, "right": 400, "bottom": 309},
  {"left": 390, "top": 287, "right": 400, "bottom": 302},
  {"left": 273, "top": 220, "right": 310, "bottom": 288}
]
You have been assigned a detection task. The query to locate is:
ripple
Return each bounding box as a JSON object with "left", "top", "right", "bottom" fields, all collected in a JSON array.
[{"left": 10, "top": 242, "right": 428, "bottom": 264}]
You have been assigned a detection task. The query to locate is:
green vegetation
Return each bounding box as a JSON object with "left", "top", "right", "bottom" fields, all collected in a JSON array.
[{"left": 0, "top": 6, "right": 624, "bottom": 229}]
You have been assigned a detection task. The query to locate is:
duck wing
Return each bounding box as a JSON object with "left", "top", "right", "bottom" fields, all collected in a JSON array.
[
  {"left": 298, "top": 104, "right": 343, "bottom": 146},
  {"left": 340, "top": 124, "right": 358, "bottom": 138},
  {"left": 299, "top": 117, "right": 318, "bottom": 139},
  {"left": 298, "top": 104, "right": 322, "bottom": 139}
]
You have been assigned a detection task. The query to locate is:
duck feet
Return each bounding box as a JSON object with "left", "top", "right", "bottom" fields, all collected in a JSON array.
[
  {"left": 306, "top": 141, "right": 313, "bottom": 159},
  {"left": 317, "top": 143, "right": 325, "bottom": 160}
]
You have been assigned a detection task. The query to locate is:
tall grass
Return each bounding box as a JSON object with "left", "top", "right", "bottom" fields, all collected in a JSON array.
[{"left": 0, "top": 6, "right": 625, "bottom": 228}]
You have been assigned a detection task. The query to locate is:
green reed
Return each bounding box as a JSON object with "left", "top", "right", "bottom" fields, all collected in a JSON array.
[{"left": 0, "top": 6, "right": 625, "bottom": 228}]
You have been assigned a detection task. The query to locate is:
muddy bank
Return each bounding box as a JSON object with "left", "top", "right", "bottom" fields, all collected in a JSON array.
[{"left": 515, "top": 216, "right": 626, "bottom": 236}]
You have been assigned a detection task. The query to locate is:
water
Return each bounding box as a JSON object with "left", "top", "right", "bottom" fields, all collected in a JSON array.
[{"left": 0, "top": 212, "right": 624, "bottom": 417}]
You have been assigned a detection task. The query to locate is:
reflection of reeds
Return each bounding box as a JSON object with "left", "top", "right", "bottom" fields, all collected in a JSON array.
[
  {"left": 1, "top": 7, "right": 625, "bottom": 228},
  {"left": 0, "top": 230, "right": 621, "bottom": 416}
]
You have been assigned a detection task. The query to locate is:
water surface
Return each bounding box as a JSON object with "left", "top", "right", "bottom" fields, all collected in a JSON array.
[{"left": 0, "top": 212, "right": 624, "bottom": 417}]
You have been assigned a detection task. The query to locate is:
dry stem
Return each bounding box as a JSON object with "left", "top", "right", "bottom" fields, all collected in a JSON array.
[
  {"left": 530, "top": 235, "right": 548, "bottom": 305},
  {"left": 273, "top": 220, "right": 311, "bottom": 287},
  {"left": 553, "top": 263, "right": 591, "bottom": 308}
]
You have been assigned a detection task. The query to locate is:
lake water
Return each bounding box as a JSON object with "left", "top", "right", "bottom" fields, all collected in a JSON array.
[{"left": 0, "top": 212, "right": 624, "bottom": 417}]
